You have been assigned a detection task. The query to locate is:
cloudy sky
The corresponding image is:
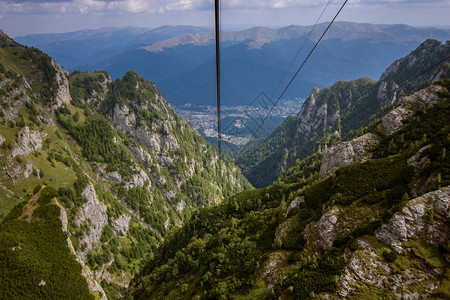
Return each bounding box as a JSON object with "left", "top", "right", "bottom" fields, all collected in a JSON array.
[{"left": 0, "top": 0, "right": 449, "bottom": 37}]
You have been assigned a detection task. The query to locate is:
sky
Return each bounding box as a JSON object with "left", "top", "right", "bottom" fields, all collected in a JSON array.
[{"left": 0, "top": 0, "right": 449, "bottom": 37}]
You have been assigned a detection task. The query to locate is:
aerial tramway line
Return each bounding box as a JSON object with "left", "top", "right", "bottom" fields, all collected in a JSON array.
[
  {"left": 213, "top": 0, "right": 449, "bottom": 161},
  {"left": 213, "top": 0, "right": 349, "bottom": 160}
]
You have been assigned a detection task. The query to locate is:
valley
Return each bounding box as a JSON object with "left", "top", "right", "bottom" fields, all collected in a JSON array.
[
  {"left": 0, "top": 21, "right": 449, "bottom": 300},
  {"left": 174, "top": 98, "right": 305, "bottom": 147}
]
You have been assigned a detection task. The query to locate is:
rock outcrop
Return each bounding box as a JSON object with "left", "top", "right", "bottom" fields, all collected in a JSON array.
[
  {"left": 304, "top": 206, "right": 351, "bottom": 253},
  {"left": 51, "top": 60, "right": 71, "bottom": 107},
  {"left": 74, "top": 183, "right": 108, "bottom": 260},
  {"left": 375, "top": 186, "right": 450, "bottom": 254},
  {"left": 125, "top": 167, "right": 150, "bottom": 190},
  {"left": 381, "top": 84, "right": 448, "bottom": 134},
  {"left": 54, "top": 198, "right": 107, "bottom": 300},
  {"left": 338, "top": 239, "right": 440, "bottom": 299},
  {"left": 319, "top": 132, "right": 380, "bottom": 177},
  {"left": 10, "top": 126, "right": 47, "bottom": 158},
  {"left": 111, "top": 214, "right": 131, "bottom": 236}
]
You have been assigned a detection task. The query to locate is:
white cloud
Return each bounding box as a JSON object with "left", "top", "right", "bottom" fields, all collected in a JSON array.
[
  {"left": 166, "top": 0, "right": 193, "bottom": 11},
  {"left": 0, "top": 0, "right": 449, "bottom": 36}
]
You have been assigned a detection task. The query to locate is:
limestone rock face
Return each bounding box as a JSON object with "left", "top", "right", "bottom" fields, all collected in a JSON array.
[
  {"left": 286, "top": 196, "right": 304, "bottom": 215},
  {"left": 176, "top": 200, "right": 186, "bottom": 213},
  {"left": 109, "top": 104, "right": 178, "bottom": 160},
  {"left": 319, "top": 133, "right": 380, "bottom": 177},
  {"left": 338, "top": 240, "right": 440, "bottom": 298},
  {"left": 54, "top": 199, "right": 107, "bottom": 299},
  {"left": 407, "top": 144, "right": 432, "bottom": 168},
  {"left": 129, "top": 145, "right": 152, "bottom": 164},
  {"left": 375, "top": 186, "right": 450, "bottom": 254},
  {"left": 111, "top": 104, "right": 136, "bottom": 133},
  {"left": 22, "top": 163, "right": 33, "bottom": 179},
  {"left": 381, "top": 105, "right": 416, "bottom": 135},
  {"left": 125, "top": 167, "right": 150, "bottom": 190},
  {"left": 10, "top": 126, "right": 47, "bottom": 158},
  {"left": 338, "top": 240, "right": 391, "bottom": 297},
  {"left": 295, "top": 88, "right": 329, "bottom": 139},
  {"left": 106, "top": 171, "right": 122, "bottom": 183},
  {"left": 5, "top": 162, "right": 33, "bottom": 183},
  {"left": 51, "top": 60, "right": 71, "bottom": 107},
  {"left": 111, "top": 214, "right": 131, "bottom": 236},
  {"left": 381, "top": 85, "right": 448, "bottom": 134},
  {"left": 304, "top": 206, "right": 349, "bottom": 253},
  {"left": 74, "top": 183, "right": 108, "bottom": 260}
]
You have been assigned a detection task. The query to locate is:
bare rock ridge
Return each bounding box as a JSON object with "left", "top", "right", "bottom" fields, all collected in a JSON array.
[
  {"left": 51, "top": 60, "right": 71, "bottom": 107},
  {"left": 54, "top": 198, "right": 107, "bottom": 300},
  {"left": 74, "top": 183, "right": 108, "bottom": 261}
]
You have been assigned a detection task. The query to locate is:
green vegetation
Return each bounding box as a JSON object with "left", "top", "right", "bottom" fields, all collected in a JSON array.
[
  {"left": 57, "top": 113, "right": 134, "bottom": 175},
  {"left": 0, "top": 188, "right": 94, "bottom": 299},
  {"left": 1, "top": 32, "right": 251, "bottom": 298},
  {"left": 69, "top": 71, "right": 109, "bottom": 107},
  {"left": 131, "top": 81, "right": 450, "bottom": 299}
]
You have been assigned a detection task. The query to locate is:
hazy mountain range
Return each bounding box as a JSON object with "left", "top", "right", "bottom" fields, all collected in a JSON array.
[{"left": 16, "top": 22, "right": 450, "bottom": 106}]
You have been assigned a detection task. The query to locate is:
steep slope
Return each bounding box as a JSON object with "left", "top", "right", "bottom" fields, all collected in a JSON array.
[
  {"left": 0, "top": 186, "right": 99, "bottom": 299},
  {"left": 130, "top": 79, "right": 450, "bottom": 299},
  {"left": 237, "top": 39, "right": 450, "bottom": 187},
  {"left": 0, "top": 31, "right": 250, "bottom": 298}
]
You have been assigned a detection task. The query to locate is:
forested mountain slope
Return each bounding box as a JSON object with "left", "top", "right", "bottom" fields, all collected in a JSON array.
[
  {"left": 131, "top": 79, "right": 450, "bottom": 299},
  {"left": 0, "top": 30, "right": 250, "bottom": 298},
  {"left": 237, "top": 39, "right": 450, "bottom": 187}
]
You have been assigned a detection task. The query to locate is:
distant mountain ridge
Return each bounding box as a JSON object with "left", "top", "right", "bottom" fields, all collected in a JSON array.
[
  {"left": 15, "top": 22, "right": 450, "bottom": 106},
  {"left": 16, "top": 25, "right": 210, "bottom": 69},
  {"left": 141, "top": 22, "right": 450, "bottom": 53}
]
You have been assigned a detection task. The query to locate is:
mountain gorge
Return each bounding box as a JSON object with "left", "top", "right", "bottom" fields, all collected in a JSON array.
[
  {"left": 0, "top": 30, "right": 250, "bottom": 298},
  {"left": 0, "top": 27, "right": 449, "bottom": 300},
  {"left": 237, "top": 39, "right": 450, "bottom": 187}
]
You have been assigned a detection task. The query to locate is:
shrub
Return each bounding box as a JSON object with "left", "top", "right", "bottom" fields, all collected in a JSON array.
[{"left": 383, "top": 250, "right": 397, "bottom": 263}]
